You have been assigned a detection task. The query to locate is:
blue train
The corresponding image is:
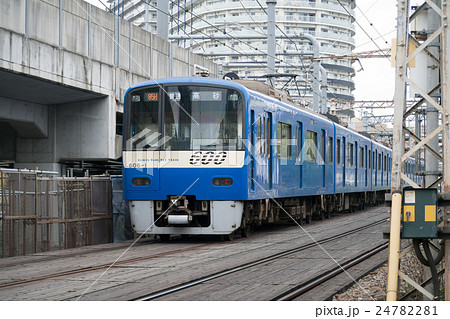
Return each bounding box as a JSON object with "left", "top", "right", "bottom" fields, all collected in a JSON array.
[{"left": 122, "top": 77, "right": 419, "bottom": 240}]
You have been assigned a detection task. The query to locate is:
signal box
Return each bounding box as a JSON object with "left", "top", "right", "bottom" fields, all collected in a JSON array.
[{"left": 402, "top": 189, "right": 438, "bottom": 239}]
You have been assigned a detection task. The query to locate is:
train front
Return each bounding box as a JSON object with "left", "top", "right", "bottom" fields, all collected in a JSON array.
[{"left": 122, "top": 78, "right": 248, "bottom": 239}]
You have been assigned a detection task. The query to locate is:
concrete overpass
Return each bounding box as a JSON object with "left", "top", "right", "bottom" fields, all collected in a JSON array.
[{"left": 0, "top": 0, "right": 218, "bottom": 174}]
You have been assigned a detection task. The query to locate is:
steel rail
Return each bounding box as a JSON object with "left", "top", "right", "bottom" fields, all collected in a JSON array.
[
  {"left": 0, "top": 241, "right": 219, "bottom": 289},
  {"left": 273, "top": 242, "right": 389, "bottom": 301},
  {"left": 135, "top": 219, "right": 387, "bottom": 301}
]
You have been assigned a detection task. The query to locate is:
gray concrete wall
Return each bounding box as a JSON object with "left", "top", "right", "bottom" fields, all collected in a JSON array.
[
  {"left": 0, "top": 97, "right": 48, "bottom": 138},
  {"left": 0, "top": 123, "right": 16, "bottom": 161},
  {"left": 0, "top": 0, "right": 218, "bottom": 173}
]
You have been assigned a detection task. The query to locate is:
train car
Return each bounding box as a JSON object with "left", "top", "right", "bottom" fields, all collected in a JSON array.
[{"left": 122, "top": 77, "right": 395, "bottom": 240}]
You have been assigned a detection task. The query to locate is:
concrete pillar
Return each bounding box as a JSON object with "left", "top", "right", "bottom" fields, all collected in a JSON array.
[
  {"left": 157, "top": 0, "right": 169, "bottom": 40},
  {"left": 298, "top": 33, "right": 320, "bottom": 113},
  {"left": 14, "top": 96, "right": 115, "bottom": 175},
  {"left": 319, "top": 64, "right": 328, "bottom": 114},
  {"left": 0, "top": 97, "right": 48, "bottom": 138},
  {"left": 266, "top": 0, "right": 277, "bottom": 75},
  {"left": 0, "top": 123, "right": 16, "bottom": 161}
]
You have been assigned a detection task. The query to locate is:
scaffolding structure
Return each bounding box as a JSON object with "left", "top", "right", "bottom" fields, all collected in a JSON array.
[{"left": 387, "top": 0, "right": 450, "bottom": 301}]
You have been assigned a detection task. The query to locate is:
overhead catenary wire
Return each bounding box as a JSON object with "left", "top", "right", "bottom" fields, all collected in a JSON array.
[
  {"left": 139, "top": 0, "right": 326, "bottom": 101},
  {"left": 100, "top": 0, "right": 346, "bottom": 105},
  {"left": 143, "top": 0, "right": 353, "bottom": 104},
  {"left": 166, "top": 0, "right": 338, "bottom": 102},
  {"left": 169, "top": 0, "right": 347, "bottom": 103},
  {"left": 356, "top": 3, "right": 390, "bottom": 47},
  {"left": 336, "top": 0, "right": 391, "bottom": 61},
  {"left": 237, "top": 0, "right": 267, "bottom": 36}
]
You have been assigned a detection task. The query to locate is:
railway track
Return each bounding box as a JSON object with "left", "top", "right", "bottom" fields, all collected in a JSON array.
[
  {"left": 0, "top": 241, "right": 220, "bottom": 289},
  {"left": 134, "top": 219, "right": 388, "bottom": 301},
  {"left": 0, "top": 207, "right": 389, "bottom": 300},
  {"left": 273, "top": 242, "right": 389, "bottom": 300}
]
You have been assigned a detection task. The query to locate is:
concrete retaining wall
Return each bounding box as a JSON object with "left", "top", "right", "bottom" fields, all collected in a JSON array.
[{"left": 0, "top": 0, "right": 218, "bottom": 173}]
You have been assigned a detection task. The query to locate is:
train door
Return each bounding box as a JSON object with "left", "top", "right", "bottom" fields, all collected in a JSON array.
[
  {"left": 278, "top": 120, "right": 294, "bottom": 189},
  {"left": 253, "top": 114, "right": 264, "bottom": 191},
  {"left": 267, "top": 112, "right": 273, "bottom": 189},
  {"left": 365, "top": 145, "right": 368, "bottom": 187},
  {"left": 297, "top": 122, "right": 303, "bottom": 188},
  {"left": 342, "top": 136, "right": 346, "bottom": 187},
  {"left": 355, "top": 141, "right": 358, "bottom": 187},
  {"left": 321, "top": 129, "right": 326, "bottom": 188},
  {"left": 374, "top": 150, "right": 378, "bottom": 186},
  {"left": 387, "top": 156, "right": 390, "bottom": 185},
  {"left": 250, "top": 110, "right": 255, "bottom": 191},
  {"left": 336, "top": 137, "right": 341, "bottom": 188},
  {"left": 384, "top": 155, "right": 388, "bottom": 186},
  {"left": 381, "top": 152, "right": 384, "bottom": 186}
]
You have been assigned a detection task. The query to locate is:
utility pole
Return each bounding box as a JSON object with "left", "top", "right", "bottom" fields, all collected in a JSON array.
[
  {"left": 266, "top": 0, "right": 277, "bottom": 75},
  {"left": 386, "top": 0, "right": 408, "bottom": 301},
  {"left": 144, "top": 0, "right": 150, "bottom": 32},
  {"left": 297, "top": 33, "right": 321, "bottom": 114},
  {"left": 157, "top": 0, "right": 169, "bottom": 40},
  {"left": 387, "top": 0, "right": 450, "bottom": 301},
  {"left": 441, "top": 0, "right": 450, "bottom": 302}
]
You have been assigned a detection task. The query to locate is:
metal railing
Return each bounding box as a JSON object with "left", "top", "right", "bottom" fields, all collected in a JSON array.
[{"left": 0, "top": 170, "right": 112, "bottom": 258}]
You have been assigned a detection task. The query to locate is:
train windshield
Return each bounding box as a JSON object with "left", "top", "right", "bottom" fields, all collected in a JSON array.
[{"left": 125, "top": 84, "right": 244, "bottom": 151}]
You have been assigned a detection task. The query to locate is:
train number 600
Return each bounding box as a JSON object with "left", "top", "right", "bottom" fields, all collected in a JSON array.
[{"left": 189, "top": 151, "right": 227, "bottom": 165}]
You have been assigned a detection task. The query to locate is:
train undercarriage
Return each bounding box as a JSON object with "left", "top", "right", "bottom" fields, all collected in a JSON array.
[
  {"left": 241, "top": 190, "right": 387, "bottom": 231},
  {"left": 134, "top": 191, "right": 388, "bottom": 241}
]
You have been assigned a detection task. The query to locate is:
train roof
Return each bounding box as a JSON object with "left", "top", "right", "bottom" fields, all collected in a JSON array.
[{"left": 127, "top": 76, "right": 248, "bottom": 92}]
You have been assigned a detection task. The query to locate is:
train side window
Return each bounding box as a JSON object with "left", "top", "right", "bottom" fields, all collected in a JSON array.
[
  {"left": 347, "top": 142, "right": 354, "bottom": 167},
  {"left": 263, "top": 117, "right": 266, "bottom": 156},
  {"left": 277, "top": 122, "right": 292, "bottom": 159},
  {"left": 257, "top": 116, "right": 262, "bottom": 155},
  {"left": 336, "top": 139, "right": 341, "bottom": 165},
  {"left": 378, "top": 153, "right": 382, "bottom": 170},
  {"left": 297, "top": 122, "right": 303, "bottom": 160},
  {"left": 266, "top": 117, "right": 270, "bottom": 157},
  {"left": 373, "top": 151, "right": 376, "bottom": 170},
  {"left": 368, "top": 149, "right": 371, "bottom": 169},
  {"left": 359, "top": 147, "right": 364, "bottom": 168},
  {"left": 328, "top": 136, "right": 333, "bottom": 164},
  {"left": 384, "top": 155, "right": 387, "bottom": 172},
  {"left": 306, "top": 130, "right": 317, "bottom": 162}
]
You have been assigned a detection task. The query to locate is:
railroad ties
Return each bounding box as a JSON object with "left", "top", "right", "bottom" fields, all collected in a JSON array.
[{"left": 0, "top": 206, "right": 389, "bottom": 301}]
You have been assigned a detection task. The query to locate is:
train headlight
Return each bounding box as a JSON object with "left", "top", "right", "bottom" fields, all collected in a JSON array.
[
  {"left": 212, "top": 178, "right": 233, "bottom": 186},
  {"left": 132, "top": 178, "right": 151, "bottom": 186}
]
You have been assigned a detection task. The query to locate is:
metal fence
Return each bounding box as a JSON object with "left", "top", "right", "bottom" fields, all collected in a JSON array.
[{"left": 0, "top": 169, "right": 112, "bottom": 258}]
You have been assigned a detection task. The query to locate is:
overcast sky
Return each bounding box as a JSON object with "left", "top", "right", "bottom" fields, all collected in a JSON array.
[{"left": 84, "top": 0, "right": 424, "bottom": 102}]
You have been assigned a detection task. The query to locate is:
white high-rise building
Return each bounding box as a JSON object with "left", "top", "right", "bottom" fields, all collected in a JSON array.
[{"left": 109, "top": 0, "right": 356, "bottom": 109}]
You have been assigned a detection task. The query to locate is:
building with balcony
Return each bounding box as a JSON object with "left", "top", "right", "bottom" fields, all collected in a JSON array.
[{"left": 109, "top": 0, "right": 356, "bottom": 109}]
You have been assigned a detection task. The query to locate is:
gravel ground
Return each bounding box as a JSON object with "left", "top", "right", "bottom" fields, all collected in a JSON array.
[{"left": 333, "top": 246, "right": 424, "bottom": 301}]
